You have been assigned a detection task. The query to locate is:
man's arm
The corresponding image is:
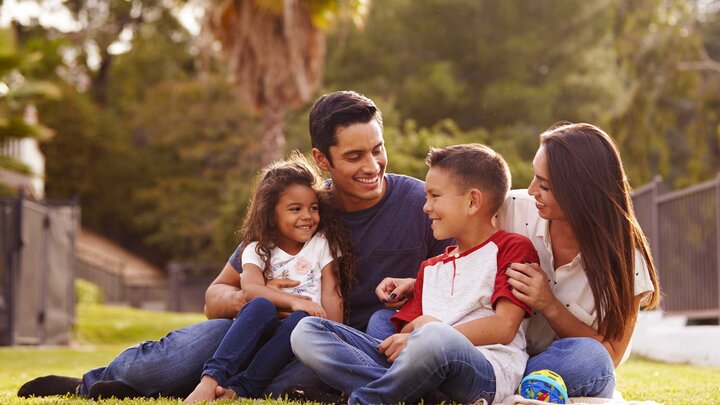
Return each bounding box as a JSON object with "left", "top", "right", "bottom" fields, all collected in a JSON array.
[{"left": 203, "top": 263, "right": 246, "bottom": 319}]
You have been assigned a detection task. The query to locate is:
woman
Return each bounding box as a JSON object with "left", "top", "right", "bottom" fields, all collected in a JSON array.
[{"left": 376, "top": 122, "right": 660, "bottom": 398}]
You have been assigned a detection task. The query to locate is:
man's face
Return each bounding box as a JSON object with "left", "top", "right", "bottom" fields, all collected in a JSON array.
[{"left": 313, "top": 120, "right": 388, "bottom": 212}]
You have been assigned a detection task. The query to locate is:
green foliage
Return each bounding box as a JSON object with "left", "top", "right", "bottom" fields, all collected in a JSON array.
[
  {"left": 75, "top": 278, "right": 104, "bottom": 305},
  {"left": 0, "top": 26, "right": 60, "bottom": 176}
]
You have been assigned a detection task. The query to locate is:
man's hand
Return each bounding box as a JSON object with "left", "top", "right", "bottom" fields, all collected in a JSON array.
[
  {"left": 379, "top": 333, "right": 410, "bottom": 362},
  {"left": 267, "top": 278, "right": 313, "bottom": 318},
  {"left": 267, "top": 278, "right": 301, "bottom": 290},
  {"left": 375, "top": 277, "right": 415, "bottom": 309}
]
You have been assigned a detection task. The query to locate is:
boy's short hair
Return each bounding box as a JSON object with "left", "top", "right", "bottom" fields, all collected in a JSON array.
[
  {"left": 309, "top": 91, "right": 383, "bottom": 165},
  {"left": 426, "top": 144, "right": 511, "bottom": 214}
]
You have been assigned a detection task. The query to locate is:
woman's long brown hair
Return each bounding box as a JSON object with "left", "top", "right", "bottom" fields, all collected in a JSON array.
[
  {"left": 239, "top": 151, "right": 356, "bottom": 321},
  {"left": 540, "top": 123, "right": 660, "bottom": 341}
]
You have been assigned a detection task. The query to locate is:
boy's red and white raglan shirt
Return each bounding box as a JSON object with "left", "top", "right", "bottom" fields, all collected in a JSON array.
[{"left": 391, "top": 229, "right": 540, "bottom": 402}]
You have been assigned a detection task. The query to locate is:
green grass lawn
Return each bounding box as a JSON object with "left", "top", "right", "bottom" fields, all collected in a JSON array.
[{"left": 1, "top": 303, "right": 718, "bottom": 404}]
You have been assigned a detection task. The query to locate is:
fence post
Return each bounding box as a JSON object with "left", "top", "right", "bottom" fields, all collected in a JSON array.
[
  {"left": 716, "top": 173, "right": 720, "bottom": 323},
  {"left": 651, "top": 176, "right": 662, "bottom": 270},
  {"left": 167, "top": 263, "right": 181, "bottom": 312}
]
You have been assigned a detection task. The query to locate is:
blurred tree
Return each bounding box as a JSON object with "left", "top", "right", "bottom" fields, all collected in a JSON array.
[
  {"left": 0, "top": 26, "right": 59, "bottom": 190},
  {"left": 204, "top": 0, "right": 368, "bottom": 164}
]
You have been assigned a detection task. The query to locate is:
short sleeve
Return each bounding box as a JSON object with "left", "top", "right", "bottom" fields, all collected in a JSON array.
[
  {"left": 240, "top": 242, "right": 264, "bottom": 270},
  {"left": 492, "top": 233, "right": 540, "bottom": 317},
  {"left": 228, "top": 242, "right": 245, "bottom": 273},
  {"left": 314, "top": 234, "right": 335, "bottom": 269},
  {"left": 633, "top": 249, "right": 655, "bottom": 305}
]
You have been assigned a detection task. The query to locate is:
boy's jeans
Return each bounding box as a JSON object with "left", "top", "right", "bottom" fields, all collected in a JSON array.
[{"left": 291, "top": 317, "right": 497, "bottom": 404}]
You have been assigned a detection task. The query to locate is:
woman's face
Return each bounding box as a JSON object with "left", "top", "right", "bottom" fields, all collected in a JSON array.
[{"left": 528, "top": 146, "right": 565, "bottom": 221}]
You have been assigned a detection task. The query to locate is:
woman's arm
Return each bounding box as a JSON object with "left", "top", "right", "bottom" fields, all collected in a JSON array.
[
  {"left": 242, "top": 264, "right": 326, "bottom": 317},
  {"left": 507, "top": 262, "right": 639, "bottom": 367},
  {"left": 320, "top": 262, "right": 343, "bottom": 323},
  {"left": 375, "top": 277, "right": 416, "bottom": 309}
]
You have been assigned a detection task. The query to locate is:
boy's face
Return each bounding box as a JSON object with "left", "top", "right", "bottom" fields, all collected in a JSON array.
[
  {"left": 423, "top": 167, "right": 470, "bottom": 241},
  {"left": 313, "top": 120, "right": 387, "bottom": 212}
]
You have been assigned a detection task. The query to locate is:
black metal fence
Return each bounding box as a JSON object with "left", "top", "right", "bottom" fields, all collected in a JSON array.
[{"left": 632, "top": 174, "right": 720, "bottom": 319}]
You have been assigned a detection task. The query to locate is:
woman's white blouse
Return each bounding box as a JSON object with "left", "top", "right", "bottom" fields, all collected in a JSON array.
[{"left": 496, "top": 190, "right": 655, "bottom": 362}]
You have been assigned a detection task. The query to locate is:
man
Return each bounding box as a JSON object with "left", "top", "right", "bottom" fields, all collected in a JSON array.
[{"left": 18, "top": 90, "right": 450, "bottom": 400}]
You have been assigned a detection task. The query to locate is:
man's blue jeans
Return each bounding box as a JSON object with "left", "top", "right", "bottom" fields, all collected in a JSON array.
[
  {"left": 80, "top": 310, "right": 325, "bottom": 398},
  {"left": 202, "top": 298, "right": 308, "bottom": 398},
  {"left": 525, "top": 337, "right": 616, "bottom": 398},
  {"left": 291, "top": 317, "right": 497, "bottom": 404}
]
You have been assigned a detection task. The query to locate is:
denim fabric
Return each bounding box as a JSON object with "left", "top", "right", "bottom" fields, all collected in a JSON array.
[
  {"left": 365, "top": 309, "right": 397, "bottom": 340},
  {"left": 202, "top": 298, "right": 308, "bottom": 398},
  {"left": 291, "top": 317, "right": 496, "bottom": 404},
  {"left": 525, "top": 337, "right": 616, "bottom": 398},
  {"left": 80, "top": 318, "right": 233, "bottom": 397}
]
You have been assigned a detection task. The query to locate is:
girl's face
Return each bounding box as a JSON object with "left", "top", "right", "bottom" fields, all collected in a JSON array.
[
  {"left": 528, "top": 146, "right": 565, "bottom": 221},
  {"left": 273, "top": 184, "right": 320, "bottom": 254}
]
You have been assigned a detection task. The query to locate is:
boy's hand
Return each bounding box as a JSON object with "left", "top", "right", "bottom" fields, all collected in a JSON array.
[
  {"left": 290, "top": 299, "right": 327, "bottom": 318},
  {"left": 379, "top": 333, "right": 410, "bottom": 362},
  {"left": 375, "top": 278, "right": 415, "bottom": 309}
]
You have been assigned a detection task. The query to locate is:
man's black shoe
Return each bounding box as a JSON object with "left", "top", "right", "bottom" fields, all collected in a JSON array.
[
  {"left": 283, "top": 385, "right": 347, "bottom": 404},
  {"left": 88, "top": 380, "right": 142, "bottom": 400},
  {"left": 17, "top": 375, "right": 81, "bottom": 397}
]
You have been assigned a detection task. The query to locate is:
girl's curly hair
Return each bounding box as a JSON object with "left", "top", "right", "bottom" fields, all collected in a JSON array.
[{"left": 239, "top": 151, "right": 357, "bottom": 321}]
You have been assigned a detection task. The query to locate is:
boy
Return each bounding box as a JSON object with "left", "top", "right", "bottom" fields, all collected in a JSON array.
[{"left": 291, "top": 144, "right": 539, "bottom": 404}]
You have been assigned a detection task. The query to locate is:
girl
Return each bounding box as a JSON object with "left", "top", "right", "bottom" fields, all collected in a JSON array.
[{"left": 185, "top": 152, "right": 355, "bottom": 403}]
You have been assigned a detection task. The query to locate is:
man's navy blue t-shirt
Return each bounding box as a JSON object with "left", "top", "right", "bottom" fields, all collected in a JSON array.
[{"left": 228, "top": 173, "right": 452, "bottom": 330}]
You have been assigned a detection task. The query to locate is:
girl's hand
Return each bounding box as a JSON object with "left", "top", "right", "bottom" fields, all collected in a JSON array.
[
  {"left": 379, "top": 333, "right": 410, "bottom": 362},
  {"left": 291, "top": 299, "right": 327, "bottom": 318},
  {"left": 506, "top": 262, "right": 560, "bottom": 315}
]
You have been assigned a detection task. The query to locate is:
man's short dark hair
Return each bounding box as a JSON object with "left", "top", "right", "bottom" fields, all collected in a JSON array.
[
  {"left": 309, "top": 91, "right": 383, "bottom": 165},
  {"left": 426, "top": 144, "right": 511, "bottom": 214}
]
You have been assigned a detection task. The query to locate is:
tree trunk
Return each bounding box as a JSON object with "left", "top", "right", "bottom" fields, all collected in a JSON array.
[{"left": 261, "top": 103, "right": 286, "bottom": 165}]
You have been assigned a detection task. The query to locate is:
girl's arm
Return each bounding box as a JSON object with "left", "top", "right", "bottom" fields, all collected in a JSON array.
[
  {"left": 320, "top": 261, "right": 343, "bottom": 323},
  {"left": 507, "top": 262, "right": 639, "bottom": 367},
  {"left": 242, "top": 263, "right": 326, "bottom": 317}
]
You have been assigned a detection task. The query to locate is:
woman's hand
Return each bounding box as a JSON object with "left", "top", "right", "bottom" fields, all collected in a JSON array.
[
  {"left": 290, "top": 299, "right": 327, "bottom": 318},
  {"left": 375, "top": 277, "right": 415, "bottom": 309},
  {"left": 379, "top": 333, "right": 410, "bottom": 362},
  {"left": 506, "top": 262, "right": 560, "bottom": 316}
]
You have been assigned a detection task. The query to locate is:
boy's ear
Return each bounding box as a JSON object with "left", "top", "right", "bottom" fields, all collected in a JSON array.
[
  {"left": 468, "top": 189, "right": 484, "bottom": 215},
  {"left": 312, "top": 148, "right": 331, "bottom": 171}
]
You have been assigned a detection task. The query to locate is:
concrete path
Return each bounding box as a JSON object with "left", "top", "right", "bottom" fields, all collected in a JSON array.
[{"left": 631, "top": 310, "right": 720, "bottom": 367}]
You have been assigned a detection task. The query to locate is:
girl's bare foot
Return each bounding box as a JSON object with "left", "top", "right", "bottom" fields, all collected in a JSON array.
[
  {"left": 185, "top": 376, "right": 219, "bottom": 404},
  {"left": 215, "top": 385, "right": 238, "bottom": 400}
]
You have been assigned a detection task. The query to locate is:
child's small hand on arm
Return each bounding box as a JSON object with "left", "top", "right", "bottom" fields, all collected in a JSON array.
[{"left": 290, "top": 299, "right": 327, "bottom": 318}]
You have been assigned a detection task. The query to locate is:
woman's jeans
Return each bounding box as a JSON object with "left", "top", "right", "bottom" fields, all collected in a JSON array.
[
  {"left": 525, "top": 337, "right": 616, "bottom": 398},
  {"left": 291, "top": 317, "right": 497, "bottom": 405}
]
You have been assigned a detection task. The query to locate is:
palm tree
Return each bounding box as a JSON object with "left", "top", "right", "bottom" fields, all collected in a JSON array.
[
  {"left": 0, "top": 26, "right": 59, "bottom": 178},
  {"left": 205, "top": 0, "right": 368, "bottom": 164}
]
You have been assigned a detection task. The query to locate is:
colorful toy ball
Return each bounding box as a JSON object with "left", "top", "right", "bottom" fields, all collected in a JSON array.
[{"left": 518, "top": 369, "right": 568, "bottom": 404}]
